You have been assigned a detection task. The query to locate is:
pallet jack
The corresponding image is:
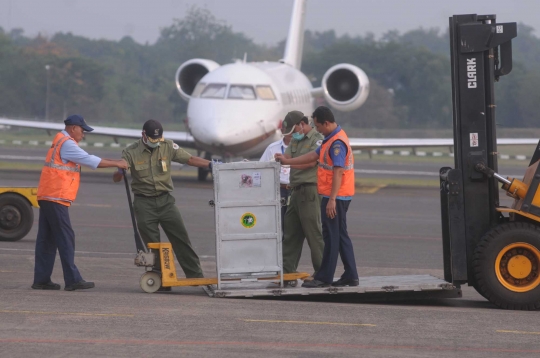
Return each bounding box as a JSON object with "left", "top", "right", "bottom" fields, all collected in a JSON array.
[{"left": 122, "top": 170, "right": 308, "bottom": 293}]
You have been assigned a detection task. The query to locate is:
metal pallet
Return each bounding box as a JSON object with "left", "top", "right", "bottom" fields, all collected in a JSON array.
[{"left": 203, "top": 274, "right": 461, "bottom": 299}]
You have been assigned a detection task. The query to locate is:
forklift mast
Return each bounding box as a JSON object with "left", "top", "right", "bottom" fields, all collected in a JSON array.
[{"left": 441, "top": 15, "right": 517, "bottom": 286}]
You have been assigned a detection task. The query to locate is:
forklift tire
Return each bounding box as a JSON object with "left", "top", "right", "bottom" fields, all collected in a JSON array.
[
  {"left": 0, "top": 193, "right": 34, "bottom": 242},
  {"left": 473, "top": 222, "right": 540, "bottom": 310},
  {"left": 140, "top": 271, "right": 162, "bottom": 293}
]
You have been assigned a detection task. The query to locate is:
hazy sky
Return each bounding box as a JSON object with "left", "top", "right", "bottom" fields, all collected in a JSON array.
[{"left": 1, "top": 0, "right": 539, "bottom": 45}]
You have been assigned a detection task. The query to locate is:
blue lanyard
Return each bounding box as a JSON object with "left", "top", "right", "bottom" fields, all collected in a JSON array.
[{"left": 281, "top": 145, "right": 284, "bottom": 154}]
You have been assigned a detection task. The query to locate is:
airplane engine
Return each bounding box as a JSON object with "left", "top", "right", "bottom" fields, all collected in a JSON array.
[
  {"left": 175, "top": 59, "right": 220, "bottom": 101},
  {"left": 322, "top": 64, "right": 370, "bottom": 112}
]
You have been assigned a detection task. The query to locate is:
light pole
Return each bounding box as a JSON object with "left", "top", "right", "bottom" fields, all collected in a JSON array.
[{"left": 45, "top": 64, "right": 50, "bottom": 121}]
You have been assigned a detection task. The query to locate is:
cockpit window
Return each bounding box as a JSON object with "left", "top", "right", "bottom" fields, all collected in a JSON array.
[
  {"left": 200, "top": 83, "right": 227, "bottom": 99},
  {"left": 191, "top": 82, "right": 206, "bottom": 98},
  {"left": 256, "top": 85, "right": 276, "bottom": 100},
  {"left": 228, "top": 85, "right": 256, "bottom": 100}
]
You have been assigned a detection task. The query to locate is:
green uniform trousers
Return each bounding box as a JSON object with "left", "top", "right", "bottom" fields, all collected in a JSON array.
[
  {"left": 283, "top": 185, "right": 324, "bottom": 274},
  {"left": 133, "top": 193, "right": 204, "bottom": 278}
]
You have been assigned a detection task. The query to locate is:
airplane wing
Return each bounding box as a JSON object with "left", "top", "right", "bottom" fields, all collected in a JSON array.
[
  {"left": 348, "top": 137, "right": 539, "bottom": 150},
  {"left": 0, "top": 118, "right": 195, "bottom": 148}
]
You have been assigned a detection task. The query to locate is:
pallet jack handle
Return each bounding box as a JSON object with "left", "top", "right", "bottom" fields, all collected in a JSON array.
[{"left": 122, "top": 169, "right": 148, "bottom": 253}]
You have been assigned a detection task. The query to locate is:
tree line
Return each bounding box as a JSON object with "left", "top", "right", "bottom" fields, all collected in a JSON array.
[{"left": 1, "top": 7, "right": 539, "bottom": 129}]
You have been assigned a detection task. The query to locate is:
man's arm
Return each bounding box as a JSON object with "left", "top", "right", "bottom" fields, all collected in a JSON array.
[
  {"left": 290, "top": 161, "right": 318, "bottom": 170},
  {"left": 98, "top": 159, "right": 128, "bottom": 169},
  {"left": 113, "top": 151, "right": 131, "bottom": 182},
  {"left": 326, "top": 167, "right": 344, "bottom": 219},
  {"left": 275, "top": 151, "right": 318, "bottom": 166},
  {"left": 186, "top": 155, "right": 211, "bottom": 168}
]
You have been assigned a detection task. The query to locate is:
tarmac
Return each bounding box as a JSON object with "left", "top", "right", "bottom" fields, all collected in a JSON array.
[{"left": 1, "top": 170, "right": 540, "bottom": 357}]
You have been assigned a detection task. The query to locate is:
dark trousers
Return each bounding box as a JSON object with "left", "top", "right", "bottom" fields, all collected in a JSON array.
[
  {"left": 34, "top": 200, "right": 83, "bottom": 286},
  {"left": 314, "top": 198, "right": 359, "bottom": 283},
  {"left": 280, "top": 187, "right": 289, "bottom": 235},
  {"left": 134, "top": 193, "right": 203, "bottom": 278}
]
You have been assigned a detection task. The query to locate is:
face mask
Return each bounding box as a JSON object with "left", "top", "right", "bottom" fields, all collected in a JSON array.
[
  {"left": 143, "top": 135, "right": 160, "bottom": 148},
  {"left": 292, "top": 132, "right": 305, "bottom": 141}
]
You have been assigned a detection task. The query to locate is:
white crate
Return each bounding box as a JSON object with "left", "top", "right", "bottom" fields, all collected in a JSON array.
[{"left": 212, "top": 161, "right": 282, "bottom": 289}]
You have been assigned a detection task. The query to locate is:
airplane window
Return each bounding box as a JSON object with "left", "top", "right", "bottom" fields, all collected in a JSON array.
[
  {"left": 228, "top": 85, "right": 256, "bottom": 100},
  {"left": 256, "top": 86, "right": 276, "bottom": 100},
  {"left": 200, "top": 83, "right": 227, "bottom": 99},
  {"left": 191, "top": 83, "right": 206, "bottom": 98}
]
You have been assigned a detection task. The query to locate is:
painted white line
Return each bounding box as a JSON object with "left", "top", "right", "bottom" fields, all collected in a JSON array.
[
  {"left": 79, "top": 142, "right": 88, "bottom": 147},
  {"left": 433, "top": 152, "right": 443, "bottom": 157},
  {"left": 0, "top": 248, "right": 133, "bottom": 256},
  {"left": 416, "top": 151, "right": 426, "bottom": 156},
  {"left": 110, "top": 143, "right": 121, "bottom": 148},
  {"left": 45, "top": 141, "right": 53, "bottom": 146},
  {"left": 94, "top": 143, "right": 104, "bottom": 147},
  {"left": 500, "top": 154, "right": 510, "bottom": 160},
  {"left": 354, "top": 169, "right": 525, "bottom": 178},
  {"left": 355, "top": 169, "right": 439, "bottom": 176},
  {"left": 516, "top": 155, "right": 527, "bottom": 161},
  {"left": 399, "top": 151, "right": 410, "bottom": 156},
  {"left": 29, "top": 141, "right": 39, "bottom": 146},
  {"left": 383, "top": 150, "right": 394, "bottom": 155},
  {"left": 0, "top": 155, "right": 44, "bottom": 160},
  {"left": 0, "top": 247, "right": 216, "bottom": 259},
  {"left": 12, "top": 140, "right": 22, "bottom": 145}
]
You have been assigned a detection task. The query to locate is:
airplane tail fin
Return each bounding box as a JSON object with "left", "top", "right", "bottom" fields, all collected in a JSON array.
[{"left": 282, "top": 0, "right": 307, "bottom": 69}]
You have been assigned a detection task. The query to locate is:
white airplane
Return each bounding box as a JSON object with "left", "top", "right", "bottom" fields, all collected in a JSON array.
[{"left": 0, "top": 0, "right": 538, "bottom": 181}]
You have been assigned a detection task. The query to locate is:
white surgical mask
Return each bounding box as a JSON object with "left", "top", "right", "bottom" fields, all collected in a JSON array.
[{"left": 143, "top": 135, "right": 160, "bottom": 148}]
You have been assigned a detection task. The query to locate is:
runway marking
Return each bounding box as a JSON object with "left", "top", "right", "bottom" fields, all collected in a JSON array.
[
  {"left": 0, "top": 155, "right": 44, "bottom": 161},
  {"left": 0, "top": 248, "right": 133, "bottom": 255},
  {"left": 349, "top": 233, "right": 440, "bottom": 241},
  {"left": 72, "top": 203, "right": 112, "bottom": 208},
  {"left": 497, "top": 330, "right": 540, "bottom": 335},
  {"left": 356, "top": 184, "right": 387, "bottom": 194},
  {"left": 0, "top": 310, "right": 133, "bottom": 317},
  {"left": 239, "top": 319, "right": 375, "bottom": 327},
  {"left": 0, "top": 338, "right": 539, "bottom": 353},
  {"left": 355, "top": 169, "right": 439, "bottom": 176},
  {"left": 0, "top": 248, "right": 215, "bottom": 258}
]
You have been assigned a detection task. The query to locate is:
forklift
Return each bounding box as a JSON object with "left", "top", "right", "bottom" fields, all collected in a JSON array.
[{"left": 440, "top": 14, "right": 540, "bottom": 310}]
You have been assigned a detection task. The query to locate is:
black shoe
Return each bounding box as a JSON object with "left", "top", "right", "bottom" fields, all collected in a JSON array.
[
  {"left": 301, "top": 279, "right": 331, "bottom": 288},
  {"left": 331, "top": 278, "right": 359, "bottom": 287},
  {"left": 64, "top": 280, "right": 95, "bottom": 291},
  {"left": 157, "top": 286, "right": 172, "bottom": 292},
  {"left": 31, "top": 281, "right": 61, "bottom": 290}
]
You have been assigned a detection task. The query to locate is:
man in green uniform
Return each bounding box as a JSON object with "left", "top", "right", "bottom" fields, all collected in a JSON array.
[
  {"left": 278, "top": 111, "right": 324, "bottom": 275},
  {"left": 113, "top": 119, "right": 212, "bottom": 288}
]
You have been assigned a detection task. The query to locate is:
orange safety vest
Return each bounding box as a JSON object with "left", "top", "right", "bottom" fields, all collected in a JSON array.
[
  {"left": 37, "top": 132, "right": 81, "bottom": 206},
  {"left": 317, "top": 128, "right": 355, "bottom": 197}
]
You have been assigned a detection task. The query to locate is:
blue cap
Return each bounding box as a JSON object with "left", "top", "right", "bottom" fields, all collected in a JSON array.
[{"left": 64, "top": 114, "right": 94, "bottom": 132}]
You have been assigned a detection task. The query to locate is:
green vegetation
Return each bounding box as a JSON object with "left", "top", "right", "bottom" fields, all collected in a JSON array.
[{"left": 1, "top": 8, "right": 540, "bottom": 130}]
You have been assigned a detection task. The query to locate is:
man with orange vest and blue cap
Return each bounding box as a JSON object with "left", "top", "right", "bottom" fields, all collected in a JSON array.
[
  {"left": 275, "top": 106, "right": 359, "bottom": 288},
  {"left": 32, "top": 115, "right": 128, "bottom": 291}
]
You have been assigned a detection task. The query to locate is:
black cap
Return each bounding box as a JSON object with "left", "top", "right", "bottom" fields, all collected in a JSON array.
[
  {"left": 281, "top": 111, "right": 304, "bottom": 135},
  {"left": 64, "top": 114, "right": 93, "bottom": 132},
  {"left": 142, "top": 119, "right": 164, "bottom": 143}
]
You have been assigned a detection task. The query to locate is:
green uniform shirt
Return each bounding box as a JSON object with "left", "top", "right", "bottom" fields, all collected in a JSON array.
[
  {"left": 122, "top": 139, "right": 192, "bottom": 196},
  {"left": 285, "top": 128, "right": 323, "bottom": 186}
]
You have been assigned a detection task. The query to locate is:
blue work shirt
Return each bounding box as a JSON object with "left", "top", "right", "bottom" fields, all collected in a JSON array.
[
  {"left": 59, "top": 130, "right": 101, "bottom": 169},
  {"left": 315, "top": 125, "right": 352, "bottom": 200}
]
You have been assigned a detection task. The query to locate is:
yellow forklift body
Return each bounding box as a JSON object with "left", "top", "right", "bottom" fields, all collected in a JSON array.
[{"left": 0, "top": 187, "right": 39, "bottom": 207}]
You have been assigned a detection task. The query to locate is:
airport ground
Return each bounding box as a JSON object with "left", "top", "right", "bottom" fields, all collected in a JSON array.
[{"left": 1, "top": 166, "right": 540, "bottom": 357}]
